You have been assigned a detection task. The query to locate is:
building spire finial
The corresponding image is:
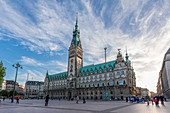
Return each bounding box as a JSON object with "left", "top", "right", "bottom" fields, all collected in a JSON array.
[
  {"left": 76, "top": 12, "right": 78, "bottom": 24},
  {"left": 75, "top": 12, "right": 78, "bottom": 30},
  {"left": 125, "top": 47, "right": 129, "bottom": 61}
]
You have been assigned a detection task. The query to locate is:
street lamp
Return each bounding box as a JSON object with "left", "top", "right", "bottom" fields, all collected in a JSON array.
[
  {"left": 11, "top": 63, "right": 22, "bottom": 103},
  {"left": 104, "top": 47, "right": 109, "bottom": 100}
]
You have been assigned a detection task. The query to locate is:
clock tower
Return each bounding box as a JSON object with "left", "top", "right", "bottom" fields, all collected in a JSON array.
[{"left": 67, "top": 14, "right": 83, "bottom": 90}]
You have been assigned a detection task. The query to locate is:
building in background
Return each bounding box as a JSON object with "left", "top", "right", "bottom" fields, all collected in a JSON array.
[
  {"left": 150, "top": 91, "right": 157, "bottom": 98},
  {"left": 1, "top": 80, "right": 24, "bottom": 95},
  {"left": 157, "top": 48, "right": 170, "bottom": 99},
  {"left": 44, "top": 15, "right": 137, "bottom": 100},
  {"left": 0, "top": 80, "right": 6, "bottom": 91},
  {"left": 136, "top": 87, "right": 142, "bottom": 98},
  {"left": 25, "top": 81, "right": 44, "bottom": 99},
  {"left": 141, "top": 88, "right": 150, "bottom": 98}
]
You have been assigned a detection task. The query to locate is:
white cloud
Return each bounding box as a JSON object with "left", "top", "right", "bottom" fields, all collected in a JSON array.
[{"left": 20, "top": 56, "right": 44, "bottom": 67}]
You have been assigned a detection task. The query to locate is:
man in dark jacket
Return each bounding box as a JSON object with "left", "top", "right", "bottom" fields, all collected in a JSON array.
[
  {"left": 45, "top": 95, "right": 49, "bottom": 106},
  {"left": 160, "top": 96, "right": 164, "bottom": 105}
]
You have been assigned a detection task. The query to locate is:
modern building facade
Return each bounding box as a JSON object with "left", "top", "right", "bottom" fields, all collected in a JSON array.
[
  {"left": 157, "top": 48, "right": 170, "bottom": 99},
  {"left": 44, "top": 16, "right": 136, "bottom": 100},
  {"left": 25, "top": 81, "right": 44, "bottom": 99}
]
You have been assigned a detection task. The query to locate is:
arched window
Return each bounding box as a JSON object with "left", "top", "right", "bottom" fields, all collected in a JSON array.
[
  {"left": 70, "top": 65, "right": 73, "bottom": 72},
  {"left": 99, "top": 67, "right": 102, "bottom": 73},
  {"left": 71, "top": 59, "right": 73, "bottom": 63},
  {"left": 110, "top": 91, "right": 113, "bottom": 94},
  {"left": 87, "top": 69, "right": 89, "bottom": 75}
]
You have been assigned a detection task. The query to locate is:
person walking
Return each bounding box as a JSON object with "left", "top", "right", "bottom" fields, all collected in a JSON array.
[
  {"left": 76, "top": 96, "right": 79, "bottom": 104},
  {"left": 83, "top": 97, "right": 86, "bottom": 104},
  {"left": 154, "top": 98, "right": 158, "bottom": 106},
  {"left": 16, "top": 97, "right": 19, "bottom": 104},
  {"left": 151, "top": 98, "right": 153, "bottom": 105},
  {"left": 45, "top": 95, "right": 49, "bottom": 106},
  {"left": 160, "top": 96, "right": 164, "bottom": 105},
  {"left": 145, "top": 94, "right": 150, "bottom": 105},
  {"left": 126, "top": 97, "right": 128, "bottom": 102}
]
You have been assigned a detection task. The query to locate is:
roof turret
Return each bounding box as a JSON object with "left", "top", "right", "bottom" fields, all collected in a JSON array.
[{"left": 125, "top": 48, "right": 131, "bottom": 63}]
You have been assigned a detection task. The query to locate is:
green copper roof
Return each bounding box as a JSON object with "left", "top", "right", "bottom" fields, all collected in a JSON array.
[
  {"left": 49, "top": 72, "right": 68, "bottom": 80},
  {"left": 126, "top": 60, "right": 131, "bottom": 63},
  {"left": 80, "top": 60, "right": 116, "bottom": 76},
  {"left": 132, "top": 67, "right": 135, "bottom": 74},
  {"left": 73, "top": 14, "right": 80, "bottom": 46}
]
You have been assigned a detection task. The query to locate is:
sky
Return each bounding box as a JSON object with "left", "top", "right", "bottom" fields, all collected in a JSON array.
[{"left": 0, "top": 0, "right": 170, "bottom": 92}]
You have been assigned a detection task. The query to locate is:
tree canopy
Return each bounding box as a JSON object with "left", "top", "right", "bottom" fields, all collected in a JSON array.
[
  {"left": 0, "top": 61, "right": 6, "bottom": 87},
  {"left": 0, "top": 90, "right": 9, "bottom": 96},
  {"left": 9, "top": 90, "right": 18, "bottom": 96}
]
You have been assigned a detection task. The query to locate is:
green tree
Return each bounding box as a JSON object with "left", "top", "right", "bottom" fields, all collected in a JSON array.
[
  {"left": 0, "top": 61, "right": 6, "bottom": 87},
  {"left": 9, "top": 90, "right": 18, "bottom": 97},
  {"left": 0, "top": 90, "right": 9, "bottom": 96}
]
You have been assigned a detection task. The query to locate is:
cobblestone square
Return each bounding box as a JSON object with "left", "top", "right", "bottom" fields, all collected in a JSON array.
[{"left": 0, "top": 100, "right": 169, "bottom": 113}]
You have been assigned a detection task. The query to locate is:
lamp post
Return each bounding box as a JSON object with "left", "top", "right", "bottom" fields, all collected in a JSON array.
[
  {"left": 104, "top": 47, "right": 109, "bottom": 100},
  {"left": 11, "top": 63, "right": 22, "bottom": 103}
]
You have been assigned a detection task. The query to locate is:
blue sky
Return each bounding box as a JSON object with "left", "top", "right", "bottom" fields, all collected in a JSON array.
[{"left": 0, "top": 0, "right": 170, "bottom": 92}]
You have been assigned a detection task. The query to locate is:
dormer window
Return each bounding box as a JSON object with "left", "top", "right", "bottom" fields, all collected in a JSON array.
[
  {"left": 83, "top": 71, "right": 85, "bottom": 76},
  {"left": 95, "top": 68, "right": 98, "bottom": 74},
  {"left": 91, "top": 69, "right": 93, "bottom": 74},
  {"left": 119, "top": 64, "right": 122, "bottom": 67},
  {"left": 87, "top": 69, "right": 89, "bottom": 75},
  {"left": 104, "top": 65, "right": 107, "bottom": 72},
  {"left": 109, "top": 65, "right": 112, "bottom": 71},
  {"left": 99, "top": 67, "right": 102, "bottom": 73}
]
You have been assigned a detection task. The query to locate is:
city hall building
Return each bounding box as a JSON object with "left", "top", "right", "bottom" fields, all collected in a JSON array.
[{"left": 44, "top": 16, "right": 136, "bottom": 100}]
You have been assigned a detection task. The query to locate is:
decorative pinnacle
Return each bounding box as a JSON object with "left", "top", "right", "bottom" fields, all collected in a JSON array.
[
  {"left": 118, "top": 49, "right": 121, "bottom": 53},
  {"left": 76, "top": 12, "right": 78, "bottom": 24}
]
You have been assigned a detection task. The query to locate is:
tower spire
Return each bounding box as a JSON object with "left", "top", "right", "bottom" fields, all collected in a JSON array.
[
  {"left": 125, "top": 47, "right": 129, "bottom": 61},
  {"left": 72, "top": 12, "right": 80, "bottom": 46},
  {"left": 76, "top": 12, "right": 78, "bottom": 25}
]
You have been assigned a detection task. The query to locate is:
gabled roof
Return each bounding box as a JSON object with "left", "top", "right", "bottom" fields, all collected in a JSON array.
[{"left": 80, "top": 60, "right": 116, "bottom": 76}]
